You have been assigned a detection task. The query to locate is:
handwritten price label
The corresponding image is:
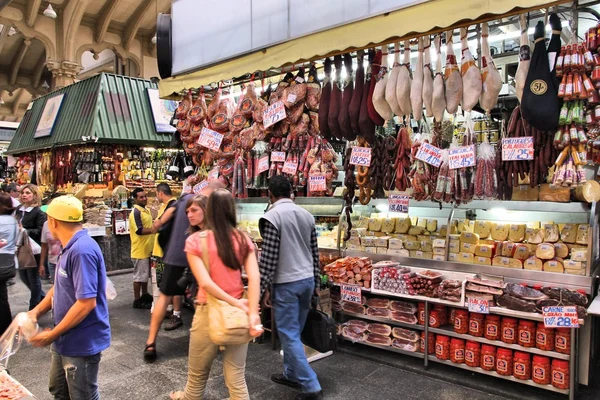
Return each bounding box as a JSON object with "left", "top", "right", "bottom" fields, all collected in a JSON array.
[
  {"left": 193, "top": 180, "right": 208, "bottom": 194},
  {"left": 208, "top": 166, "right": 220, "bottom": 182},
  {"left": 502, "top": 137, "right": 534, "bottom": 161},
  {"left": 543, "top": 306, "right": 580, "bottom": 328},
  {"left": 271, "top": 151, "right": 286, "bottom": 162},
  {"left": 257, "top": 155, "right": 270, "bottom": 174},
  {"left": 448, "top": 145, "right": 476, "bottom": 170},
  {"left": 349, "top": 147, "right": 372, "bottom": 166},
  {"left": 388, "top": 193, "right": 409, "bottom": 213},
  {"left": 341, "top": 283, "right": 362, "bottom": 304},
  {"left": 309, "top": 175, "right": 327, "bottom": 191},
  {"left": 263, "top": 100, "right": 286, "bottom": 129},
  {"left": 415, "top": 143, "right": 443, "bottom": 167},
  {"left": 197, "top": 127, "right": 224, "bottom": 151},
  {"left": 282, "top": 159, "right": 298, "bottom": 175},
  {"left": 286, "top": 93, "right": 297, "bottom": 104},
  {"left": 468, "top": 297, "right": 489, "bottom": 314}
]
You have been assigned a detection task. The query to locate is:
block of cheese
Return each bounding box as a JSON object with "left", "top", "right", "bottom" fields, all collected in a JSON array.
[
  {"left": 449, "top": 241, "right": 460, "bottom": 254},
  {"left": 480, "top": 239, "right": 495, "bottom": 246},
  {"left": 524, "top": 256, "right": 543, "bottom": 270},
  {"left": 426, "top": 219, "right": 438, "bottom": 232},
  {"left": 381, "top": 218, "right": 397, "bottom": 233},
  {"left": 560, "top": 224, "right": 578, "bottom": 243},
  {"left": 420, "top": 241, "right": 433, "bottom": 252},
  {"left": 350, "top": 228, "right": 367, "bottom": 237},
  {"left": 543, "top": 260, "right": 564, "bottom": 273},
  {"left": 373, "top": 231, "right": 388, "bottom": 237},
  {"left": 410, "top": 250, "right": 433, "bottom": 259},
  {"left": 433, "top": 247, "right": 446, "bottom": 256},
  {"left": 416, "top": 218, "right": 427, "bottom": 228},
  {"left": 369, "top": 217, "right": 383, "bottom": 232},
  {"left": 408, "top": 226, "right": 426, "bottom": 236},
  {"left": 404, "top": 240, "right": 421, "bottom": 251},
  {"left": 535, "top": 243, "right": 556, "bottom": 260},
  {"left": 460, "top": 242, "right": 477, "bottom": 254},
  {"left": 553, "top": 242, "right": 569, "bottom": 259},
  {"left": 527, "top": 221, "right": 541, "bottom": 229},
  {"left": 475, "top": 244, "right": 494, "bottom": 258},
  {"left": 448, "top": 253, "right": 459, "bottom": 261},
  {"left": 576, "top": 224, "right": 589, "bottom": 245},
  {"left": 491, "top": 223, "right": 510, "bottom": 241},
  {"left": 565, "top": 268, "right": 586, "bottom": 276},
  {"left": 360, "top": 236, "right": 377, "bottom": 247},
  {"left": 433, "top": 239, "right": 446, "bottom": 248},
  {"left": 501, "top": 241, "right": 516, "bottom": 257},
  {"left": 433, "top": 254, "right": 445, "bottom": 261},
  {"left": 418, "top": 235, "right": 430, "bottom": 242},
  {"left": 509, "top": 224, "right": 527, "bottom": 243},
  {"left": 543, "top": 224, "right": 560, "bottom": 243},
  {"left": 474, "top": 256, "right": 492, "bottom": 265},
  {"left": 346, "top": 237, "right": 361, "bottom": 246},
  {"left": 460, "top": 232, "right": 480, "bottom": 244},
  {"left": 492, "top": 256, "right": 523, "bottom": 269},
  {"left": 564, "top": 260, "right": 583, "bottom": 270},
  {"left": 357, "top": 216, "right": 370, "bottom": 229},
  {"left": 395, "top": 218, "right": 412, "bottom": 234},
  {"left": 513, "top": 244, "right": 530, "bottom": 261},
  {"left": 439, "top": 225, "right": 448, "bottom": 237},
  {"left": 388, "top": 238, "right": 404, "bottom": 250},
  {"left": 376, "top": 247, "right": 388, "bottom": 254},
  {"left": 409, "top": 216, "right": 418, "bottom": 226},
  {"left": 524, "top": 243, "right": 538, "bottom": 254},
  {"left": 374, "top": 236, "right": 390, "bottom": 248},
  {"left": 458, "top": 252, "right": 475, "bottom": 264},
  {"left": 474, "top": 221, "right": 492, "bottom": 239},
  {"left": 346, "top": 244, "right": 365, "bottom": 251},
  {"left": 457, "top": 220, "right": 474, "bottom": 233},
  {"left": 525, "top": 228, "right": 544, "bottom": 244},
  {"left": 571, "top": 248, "right": 588, "bottom": 262},
  {"left": 387, "top": 248, "right": 410, "bottom": 257}
]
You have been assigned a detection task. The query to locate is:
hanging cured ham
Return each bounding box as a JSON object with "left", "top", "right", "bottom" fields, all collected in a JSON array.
[
  {"left": 460, "top": 27, "right": 482, "bottom": 112},
  {"left": 385, "top": 43, "right": 402, "bottom": 116},
  {"left": 444, "top": 30, "right": 462, "bottom": 114},
  {"left": 318, "top": 58, "right": 333, "bottom": 140},
  {"left": 515, "top": 14, "right": 531, "bottom": 103},
  {"left": 349, "top": 51, "right": 365, "bottom": 136},
  {"left": 373, "top": 48, "right": 394, "bottom": 122},
  {"left": 423, "top": 36, "right": 434, "bottom": 118},
  {"left": 339, "top": 53, "right": 355, "bottom": 140},
  {"left": 411, "top": 38, "right": 424, "bottom": 120},
  {"left": 329, "top": 55, "right": 343, "bottom": 139},
  {"left": 432, "top": 34, "right": 446, "bottom": 122},
  {"left": 396, "top": 40, "right": 413, "bottom": 117},
  {"left": 479, "top": 22, "right": 502, "bottom": 113},
  {"left": 367, "top": 49, "right": 385, "bottom": 125},
  {"left": 359, "top": 51, "right": 376, "bottom": 143}
]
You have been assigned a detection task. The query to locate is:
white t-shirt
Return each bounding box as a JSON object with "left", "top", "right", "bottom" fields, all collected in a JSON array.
[
  {"left": 41, "top": 221, "right": 62, "bottom": 265},
  {"left": 11, "top": 197, "right": 20, "bottom": 208}
]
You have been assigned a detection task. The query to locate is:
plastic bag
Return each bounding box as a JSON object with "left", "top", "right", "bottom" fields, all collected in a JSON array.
[
  {"left": 106, "top": 277, "right": 117, "bottom": 300},
  {"left": 0, "top": 313, "right": 39, "bottom": 370}
]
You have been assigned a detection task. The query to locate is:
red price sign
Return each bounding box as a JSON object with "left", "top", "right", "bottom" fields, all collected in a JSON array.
[
  {"left": 388, "top": 193, "right": 409, "bottom": 213},
  {"left": 193, "top": 180, "right": 208, "bottom": 194},
  {"left": 349, "top": 147, "right": 372, "bottom": 166},
  {"left": 341, "top": 283, "right": 362, "bottom": 304},
  {"left": 309, "top": 175, "right": 327, "bottom": 191},
  {"left": 271, "top": 151, "right": 286, "bottom": 162},
  {"left": 415, "top": 143, "right": 443, "bottom": 167},
  {"left": 257, "top": 155, "right": 270, "bottom": 174},
  {"left": 468, "top": 297, "right": 489, "bottom": 314},
  {"left": 208, "top": 166, "right": 220, "bottom": 182},
  {"left": 263, "top": 101, "right": 286, "bottom": 129},
  {"left": 448, "top": 145, "right": 476, "bottom": 170},
  {"left": 282, "top": 159, "right": 298, "bottom": 175},
  {"left": 502, "top": 137, "right": 534, "bottom": 161},
  {"left": 197, "top": 127, "right": 224, "bottom": 151}
]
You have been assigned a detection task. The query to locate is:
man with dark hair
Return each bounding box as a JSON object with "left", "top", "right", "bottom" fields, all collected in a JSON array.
[
  {"left": 129, "top": 188, "right": 156, "bottom": 309},
  {"left": 259, "top": 175, "right": 323, "bottom": 400},
  {"left": 6, "top": 182, "right": 20, "bottom": 208}
]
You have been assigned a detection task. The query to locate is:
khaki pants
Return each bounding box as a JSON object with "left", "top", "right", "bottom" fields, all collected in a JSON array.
[{"left": 183, "top": 305, "right": 250, "bottom": 400}]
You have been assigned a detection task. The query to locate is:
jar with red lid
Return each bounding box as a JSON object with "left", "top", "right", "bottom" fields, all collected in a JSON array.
[
  {"left": 450, "top": 338, "right": 465, "bottom": 364},
  {"left": 435, "top": 335, "right": 450, "bottom": 360},
  {"left": 418, "top": 302, "right": 427, "bottom": 325},
  {"left": 513, "top": 351, "right": 531, "bottom": 380},
  {"left": 484, "top": 314, "right": 501, "bottom": 341},
  {"left": 555, "top": 328, "right": 571, "bottom": 354},
  {"left": 501, "top": 317, "right": 518, "bottom": 344},
  {"left": 454, "top": 310, "right": 469, "bottom": 334},
  {"left": 518, "top": 320, "right": 536, "bottom": 348},
  {"left": 532, "top": 355, "right": 551, "bottom": 385},
  {"left": 496, "top": 348, "right": 513, "bottom": 376},
  {"left": 429, "top": 310, "right": 442, "bottom": 328},
  {"left": 552, "top": 359, "right": 570, "bottom": 390},
  {"left": 469, "top": 312, "right": 485, "bottom": 337},
  {"left": 533, "top": 284, "right": 543, "bottom": 291},
  {"left": 536, "top": 323, "right": 555, "bottom": 351},
  {"left": 481, "top": 345, "right": 496, "bottom": 371},
  {"left": 465, "top": 341, "right": 480, "bottom": 367},
  {"left": 433, "top": 304, "right": 448, "bottom": 326},
  {"left": 420, "top": 332, "right": 435, "bottom": 354}
]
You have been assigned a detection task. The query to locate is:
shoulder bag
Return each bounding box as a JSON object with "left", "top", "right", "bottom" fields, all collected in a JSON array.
[
  {"left": 301, "top": 296, "right": 337, "bottom": 353},
  {"left": 0, "top": 222, "right": 18, "bottom": 280},
  {"left": 17, "top": 229, "right": 38, "bottom": 269},
  {"left": 199, "top": 232, "right": 252, "bottom": 346}
]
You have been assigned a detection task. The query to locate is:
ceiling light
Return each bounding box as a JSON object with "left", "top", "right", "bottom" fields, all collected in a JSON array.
[
  {"left": 43, "top": 4, "right": 57, "bottom": 19},
  {"left": 7, "top": 27, "right": 16, "bottom": 37},
  {"left": 41, "top": 81, "right": 50, "bottom": 89},
  {"left": 151, "top": 34, "right": 157, "bottom": 45}
]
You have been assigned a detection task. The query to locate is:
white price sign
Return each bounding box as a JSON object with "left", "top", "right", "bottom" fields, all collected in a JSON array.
[
  {"left": 282, "top": 160, "right": 298, "bottom": 175},
  {"left": 193, "top": 180, "right": 208, "bottom": 194},
  {"left": 197, "top": 127, "right": 224, "bottom": 151},
  {"left": 543, "top": 306, "right": 580, "bottom": 328},
  {"left": 502, "top": 137, "right": 534, "bottom": 161},
  {"left": 286, "top": 93, "right": 297, "bottom": 104},
  {"left": 388, "top": 193, "right": 409, "bottom": 213},
  {"left": 263, "top": 101, "right": 286, "bottom": 129},
  {"left": 271, "top": 151, "right": 286, "bottom": 162},
  {"left": 468, "top": 297, "right": 489, "bottom": 314},
  {"left": 415, "top": 143, "right": 443, "bottom": 167},
  {"left": 257, "top": 155, "right": 270, "bottom": 174},
  {"left": 309, "top": 175, "right": 327, "bottom": 191},
  {"left": 208, "top": 166, "right": 220, "bottom": 182},
  {"left": 349, "top": 147, "right": 372, "bottom": 166},
  {"left": 448, "top": 145, "right": 476, "bottom": 170},
  {"left": 341, "top": 283, "right": 362, "bottom": 304}
]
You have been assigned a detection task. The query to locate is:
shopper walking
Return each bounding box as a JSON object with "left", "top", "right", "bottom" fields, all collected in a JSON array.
[
  {"left": 39, "top": 219, "right": 62, "bottom": 285},
  {"left": 17, "top": 183, "right": 46, "bottom": 310},
  {"left": 129, "top": 188, "right": 156, "bottom": 309},
  {"left": 170, "top": 189, "right": 262, "bottom": 400},
  {"left": 28, "top": 196, "right": 110, "bottom": 400},
  {"left": 0, "top": 192, "right": 18, "bottom": 335},
  {"left": 259, "top": 176, "right": 323, "bottom": 400}
]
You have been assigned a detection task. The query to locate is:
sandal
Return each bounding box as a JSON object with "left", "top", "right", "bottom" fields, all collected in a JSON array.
[
  {"left": 143, "top": 343, "right": 157, "bottom": 362},
  {"left": 169, "top": 391, "right": 185, "bottom": 400}
]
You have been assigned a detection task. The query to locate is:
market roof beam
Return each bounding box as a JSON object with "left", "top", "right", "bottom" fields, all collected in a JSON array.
[
  {"left": 10, "top": 38, "right": 31, "bottom": 85},
  {"left": 64, "top": 0, "right": 90, "bottom": 61},
  {"left": 96, "top": 0, "right": 119, "bottom": 44},
  {"left": 11, "top": 88, "right": 25, "bottom": 115},
  {"left": 0, "top": 24, "right": 10, "bottom": 54},
  {"left": 123, "top": 0, "right": 153, "bottom": 51},
  {"left": 32, "top": 52, "right": 46, "bottom": 89},
  {"left": 26, "top": 0, "right": 42, "bottom": 27}
]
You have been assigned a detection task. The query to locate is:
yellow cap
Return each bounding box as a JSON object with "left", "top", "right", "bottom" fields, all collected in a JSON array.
[{"left": 46, "top": 196, "right": 83, "bottom": 223}]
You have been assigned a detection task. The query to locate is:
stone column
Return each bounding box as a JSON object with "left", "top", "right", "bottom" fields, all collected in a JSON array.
[{"left": 46, "top": 60, "right": 82, "bottom": 89}]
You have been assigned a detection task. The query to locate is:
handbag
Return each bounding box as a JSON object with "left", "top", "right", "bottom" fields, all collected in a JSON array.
[
  {"left": 17, "top": 229, "right": 38, "bottom": 269},
  {"left": 199, "top": 233, "right": 252, "bottom": 346},
  {"left": 301, "top": 296, "right": 337, "bottom": 353}
]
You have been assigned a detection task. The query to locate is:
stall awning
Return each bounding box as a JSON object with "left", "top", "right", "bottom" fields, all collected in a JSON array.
[
  {"left": 159, "top": 0, "right": 567, "bottom": 98},
  {"left": 7, "top": 73, "right": 171, "bottom": 155}
]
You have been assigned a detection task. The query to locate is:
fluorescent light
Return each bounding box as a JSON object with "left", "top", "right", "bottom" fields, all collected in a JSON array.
[{"left": 43, "top": 4, "right": 57, "bottom": 19}]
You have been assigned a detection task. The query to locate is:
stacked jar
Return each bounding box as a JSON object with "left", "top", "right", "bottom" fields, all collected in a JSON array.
[
  {"left": 513, "top": 352, "right": 531, "bottom": 380},
  {"left": 469, "top": 312, "right": 485, "bottom": 337},
  {"left": 501, "top": 317, "right": 518, "bottom": 344},
  {"left": 418, "top": 303, "right": 428, "bottom": 325},
  {"left": 484, "top": 314, "right": 501, "bottom": 341},
  {"left": 536, "top": 323, "right": 555, "bottom": 351},
  {"left": 421, "top": 332, "right": 435, "bottom": 355},
  {"left": 465, "top": 341, "right": 480, "bottom": 367},
  {"left": 532, "top": 355, "right": 552, "bottom": 385},
  {"left": 496, "top": 348, "right": 513, "bottom": 376},
  {"left": 450, "top": 338, "right": 465, "bottom": 364},
  {"left": 436, "top": 335, "right": 450, "bottom": 360},
  {"left": 481, "top": 345, "right": 496, "bottom": 371},
  {"left": 454, "top": 310, "right": 469, "bottom": 334},
  {"left": 518, "top": 320, "right": 536, "bottom": 348},
  {"left": 552, "top": 359, "right": 570, "bottom": 390},
  {"left": 555, "top": 328, "right": 571, "bottom": 354}
]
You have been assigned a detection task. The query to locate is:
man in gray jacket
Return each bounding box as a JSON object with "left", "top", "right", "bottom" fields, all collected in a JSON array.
[{"left": 259, "top": 176, "right": 323, "bottom": 400}]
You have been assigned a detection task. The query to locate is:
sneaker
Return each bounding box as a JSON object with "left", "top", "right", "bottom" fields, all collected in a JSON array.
[
  {"left": 164, "top": 309, "right": 173, "bottom": 320},
  {"left": 295, "top": 391, "right": 323, "bottom": 400},
  {"left": 133, "top": 298, "right": 151, "bottom": 309},
  {"left": 141, "top": 293, "right": 154, "bottom": 303},
  {"left": 271, "top": 374, "right": 300, "bottom": 390},
  {"left": 164, "top": 315, "right": 183, "bottom": 331}
]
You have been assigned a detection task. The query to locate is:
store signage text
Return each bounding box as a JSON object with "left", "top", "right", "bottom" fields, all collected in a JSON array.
[
  {"left": 448, "top": 145, "right": 476, "bottom": 169},
  {"left": 197, "top": 127, "right": 224, "bottom": 151},
  {"left": 542, "top": 306, "right": 579, "bottom": 328},
  {"left": 388, "top": 193, "right": 410, "bottom": 213},
  {"left": 502, "top": 137, "right": 534, "bottom": 161},
  {"left": 415, "top": 143, "right": 443, "bottom": 167},
  {"left": 349, "top": 147, "right": 372, "bottom": 166},
  {"left": 340, "top": 283, "right": 362, "bottom": 304}
]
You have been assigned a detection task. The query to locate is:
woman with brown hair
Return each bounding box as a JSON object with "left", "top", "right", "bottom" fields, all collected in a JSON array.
[
  {"left": 0, "top": 192, "right": 18, "bottom": 334},
  {"left": 170, "top": 189, "right": 262, "bottom": 400}
]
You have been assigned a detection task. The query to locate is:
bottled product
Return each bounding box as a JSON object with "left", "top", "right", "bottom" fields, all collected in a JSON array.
[
  {"left": 435, "top": 335, "right": 450, "bottom": 360},
  {"left": 551, "top": 359, "right": 570, "bottom": 390},
  {"left": 420, "top": 332, "right": 435, "bottom": 354},
  {"left": 496, "top": 348, "right": 513, "bottom": 376},
  {"left": 518, "top": 320, "right": 536, "bottom": 348},
  {"left": 469, "top": 312, "right": 485, "bottom": 337},
  {"left": 454, "top": 310, "right": 469, "bottom": 334},
  {"left": 418, "top": 302, "right": 427, "bottom": 325},
  {"left": 501, "top": 317, "right": 518, "bottom": 344},
  {"left": 465, "top": 341, "right": 480, "bottom": 367},
  {"left": 484, "top": 314, "right": 501, "bottom": 341},
  {"left": 536, "top": 323, "right": 555, "bottom": 351},
  {"left": 433, "top": 304, "right": 448, "bottom": 326},
  {"left": 429, "top": 310, "right": 442, "bottom": 328},
  {"left": 532, "top": 355, "right": 551, "bottom": 385},
  {"left": 481, "top": 344, "right": 496, "bottom": 371},
  {"left": 513, "top": 351, "right": 531, "bottom": 380},
  {"left": 450, "top": 338, "right": 465, "bottom": 364},
  {"left": 555, "top": 328, "right": 571, "bottom": 354}
]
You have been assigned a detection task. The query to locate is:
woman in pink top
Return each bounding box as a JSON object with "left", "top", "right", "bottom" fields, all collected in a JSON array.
[{"left": 171, "top": 189, "right": 262, "bottom": 400}]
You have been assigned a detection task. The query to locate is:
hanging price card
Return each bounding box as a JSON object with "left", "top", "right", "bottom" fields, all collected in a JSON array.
[
  {"left": 415, "top": 143, "right": 443, "bottom": 167},
  {"left": 502, "top": 137, "right": 534, "bottom": 161},
  {"left": 263, "top": 100, "right": 286, "bottom": 129},
  {"left": 257, "top": 155, "right": 270, "bottom": 174},
  {"left": 309, "top": 175, "right": 327, "bottom": 191},
  {"left": 286, "top": 93, "right": 297, "bottom": 104},
  {"left": 271, "top": 151, "right": 286, "bottom": 162},
  {"left": 543, "top": 306, "right": 580, "bottom": 328},
  {"left": 468, "top": 297, "right": 489, "bottom": 314},
  {"left": 349, "top": 147, "right": 372, "bottom": 166},
  {"left": 281, "top": 159, "right": 298, "bottom": 175},
  {"left": 448, "top": 145, "right": 476, "bottom": 170},
  {"left": 341, "top": 283, "right": 362, "bottom": 304},
  {"left": 193, "top": 180, "right": 208, "bottom": 194},
  {"left": 207, "top": 166, "right": 220, "bottom": 182},
  {"left": 388, "top": 193, "right": 410, "bottom": 213},
  {"left": 197, "top": 127, "right": 224, "bottom": 151}
]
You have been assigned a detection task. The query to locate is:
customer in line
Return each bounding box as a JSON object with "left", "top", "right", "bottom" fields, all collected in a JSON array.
[
  {"left": 28, "top": 196, "right": 110, "bottom": 400},
  {"left": 129, "top": 187, "right": 156, "bottom": 309},
  {"left": 259, "top": 176, "right": 323, "bottom": 400},
  {"left": 6, "top": 182, "right": 20, "bottom": 208},
  {"left": 170, "top": 189, "right": 262, "bottom": 400},
  {"left": 0, "top": 192, "right": 18, "bottom": 335},
  {"left": 17, "top": 183, "right": 46, "bottom": 310}
]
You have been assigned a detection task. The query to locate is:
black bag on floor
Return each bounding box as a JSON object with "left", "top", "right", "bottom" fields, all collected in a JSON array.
[{"left": 301, "top": 297, "right": 337, "bottom": 353}]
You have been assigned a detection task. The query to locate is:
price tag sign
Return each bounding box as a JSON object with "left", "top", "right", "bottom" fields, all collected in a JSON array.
[
  {"left": 388, "top": 193, "right": 409, "bottom": 213},
  {"left": 263, "top": 100, "right": 286, "bottom": 129},
  {"left": 193, "top": 180, "right": 208, "bottom": 194},
  {"left": 197, "top": 127, "right": 224, "bottom": 151},
  {"left": 448, "top": 145, "right": 476, "bottom": 170},
  {"left": 502, "top": 137, "right": 534, "bottom": 161},
  {"left": 543, "top": 306, "right": 580, "bottom": 328},
  {"left": 207, "top": 166, "right": 220, "bottom": 182},
  {"left": 415, "top": 143, "right": 443, "bottom": 167},
  {"left": 271, "top": 151, "right": 286, "bottom": 163},
  {"left": 341, "top": 283, "right": 362, "bottom": 304},
  {"left": 282, "top": 160, "right": 298, "bottom": 175},
  {"left": 349, "top": 147, "right": 372, "bottom": 166},
  {"left": 309, "top": 175, "right": 327, "bottom": 191},
  {"left": 468, "top": 297, "right": 489, "bottom": 314},
  {"left": 286, "top": 93, "right": 297, "bottom": 104},
  {"left": 257, "top": 155, "right": 270, "bottom": 174}
]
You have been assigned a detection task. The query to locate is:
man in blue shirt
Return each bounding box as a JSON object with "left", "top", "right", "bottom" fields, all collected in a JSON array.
[{"left": 28, "top": 196, "right": 110, "bottom": 400}]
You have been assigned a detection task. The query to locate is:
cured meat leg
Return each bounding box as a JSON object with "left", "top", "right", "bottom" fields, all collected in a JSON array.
[
  {"left": 339, "top": 53, "right": 354, "bottom": 140},
  {"left": 396, "top": 40, "right": 413, "bottom": 117},
  {"left": 515, "top": 14, "right": 531, "bottom": 103},
  {"left": 318, "top": 58, "right": 333, "bottom": 139},
  {"left": 385, "top": 43, "right": 402, "bottom": 116},
  {"left": 460, "top": 27, "right": 482, "bottom": 112},
  {"left": 329, "top": 55, "right": 343, "bottom": 139},
  {"left": 479, "top": 22, "right": 502, "bottom": 113},
  {"left": 367, "top": 50, "right": 385, "bottom": 125},
  {"left": 423, "top": 36, "right": 434, "bottom": 118},
  {"left": 444, "top": 30, "right": 462, "bottom": 114},
  {"left": 410, "top": 38, "right": 424, "bottom": 121},
  {"left": 373, "top": 48, "right": 394, "bottom": 122},
  {"left": 432, "top": 34, "right": 446, "bottom": 122},
  {"left": 349, "top": 51, "right": 365, "bottom": 136}
]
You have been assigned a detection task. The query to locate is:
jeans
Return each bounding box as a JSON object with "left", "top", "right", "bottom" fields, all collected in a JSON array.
[
  {"left": 18, "top": 260, "right": 45, "bottom": 310},
  {"left": 0, "top": 278, "right": 11, "bottom": 335},
  {"left": 49, "top": 345, "right": 101, "bottom": 400},
  {"left": 49, "top": 262, "right": 57, "bottom": 283},
  {"left": 183, "top": 305, "right": 249, "bottom": 400},
  {"left": 272, "top": 277, "right": 321, "bottom": 394}
]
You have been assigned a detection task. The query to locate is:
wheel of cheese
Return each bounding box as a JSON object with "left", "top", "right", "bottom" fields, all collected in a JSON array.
[
  {"left": 535, "top": 243, "right": 556, "bottom": 260},
  {"left": 573, "top": 180, "right": 600, "bottom": 203},
  {"left": 553, "top": 242, "right": 569, "bottom": 259}
]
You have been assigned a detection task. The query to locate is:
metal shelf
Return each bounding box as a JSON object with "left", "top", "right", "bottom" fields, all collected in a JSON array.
[
  {"left": 429, "top": 326, "right": 570, "bottom": 361},
  {"left": 338, "top": 335, "right": 424, "bottom": 359},
  {"left": 427, "top": 356, "right": 569, "bottom": 395},
  {"left": 339, "top": 310, "right": 424, "bottom": 331}
]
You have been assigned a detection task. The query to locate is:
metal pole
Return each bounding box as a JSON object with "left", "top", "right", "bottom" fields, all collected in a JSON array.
[
  {"left": 424, "top": 301, "right": 430, "bottom": 368},
  {"left": 569, "top": 327, "right": 578, "bottom": 400}
]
